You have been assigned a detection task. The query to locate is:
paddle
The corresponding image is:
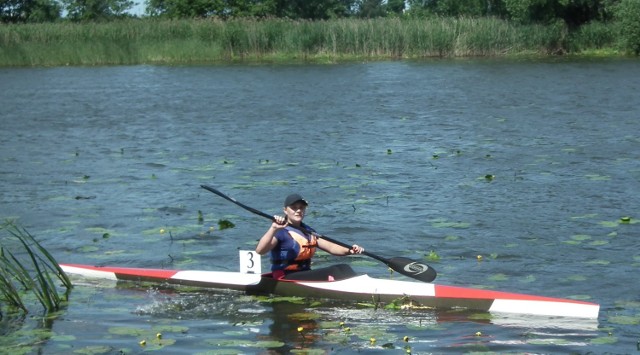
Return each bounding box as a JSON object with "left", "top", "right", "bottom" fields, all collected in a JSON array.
[{"left": 201, "top": 185, "right": 437, "bottom": 283}]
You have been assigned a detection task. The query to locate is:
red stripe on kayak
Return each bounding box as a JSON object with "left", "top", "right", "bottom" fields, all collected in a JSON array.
[
  {"left": 434, "top": 285, "right": 595, "bottom": 305},
  {"left": 61, "top": 264, "right": 179, "bottom": 279}
]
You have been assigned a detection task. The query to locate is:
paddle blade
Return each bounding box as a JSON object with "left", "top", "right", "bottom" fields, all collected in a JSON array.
[{"left": 386, "top": 257, "right": 437, "bottom": 282}]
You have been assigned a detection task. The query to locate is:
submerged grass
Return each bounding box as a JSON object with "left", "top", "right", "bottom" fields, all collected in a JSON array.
[
  {"left": 0, "top": 17, "right": 623, "bottom": 66},
  {"left": 0, "top": 221, "right": 72, "bottom": 316}
]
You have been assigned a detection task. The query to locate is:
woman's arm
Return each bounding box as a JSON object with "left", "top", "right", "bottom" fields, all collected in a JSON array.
[
  {"left": 255, "top": 216, "right": 286, "bottom": 255},
  {"left": 317, "top": 238, "right": 364, "bottom": 256}
]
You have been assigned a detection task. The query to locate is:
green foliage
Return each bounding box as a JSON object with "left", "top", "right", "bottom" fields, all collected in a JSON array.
[
  {"left": 62, "top": 0, "right": 135, "bottom": 21},
  {"left": 146, "top": 0, "right": 357, "bottom": 19},
  {"left": 504, "top": 0, "right": 615, "bottom": 27},
  {"left": 0, "top": 16, "right": 624, "bottom": 66},
  {"left": 614, "top": 0, "right": 640, "bottom": 54},
  {"left": 407, "top": 0, "right": 508, "bottom": 18},
  {"left": 568, "top": 20, "right": 615, "bottom": 51},
  {"left": 356, "top": 0, "right": 386, "bottom": 18},
  {"left": 0, "top": 0, "right": 61, "bottom": 23},
  {"left": 0, "top": 221, "right": 72, "bottom": 314},
  {"left": 218, "top": 219, "right": 236, "bottom": 230}
]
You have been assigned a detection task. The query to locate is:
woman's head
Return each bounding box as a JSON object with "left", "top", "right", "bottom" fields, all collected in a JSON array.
[{"left": 283, "top": 194, "right": 308, "bottom": 225}]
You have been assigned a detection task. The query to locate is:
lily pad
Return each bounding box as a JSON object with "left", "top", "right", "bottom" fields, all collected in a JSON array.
[
  {"left": 488, "top": 273, "right": 508, "bottom": 282},
  {"left": 564, "top": 275, "right": 587, "bottom": 282},
  {"left": 204, "top": 339, "right": 285, "bottom": 348},
  {"left": 584, "top": 259, "right": 610, "bottom": 265},
  {"left": 590, "top": 336, "right": 618, "bottom": 345},
  {"left": 289, "top": 312, "right": 321, "bottom": 321},
  {"left": 585, "top": 174, "right": 611, "bottom": 181},
  {"left": 152, "top": 325, "right": 189, "bottom": 333},
  {"left": 519, "top": 275, "right": 536, "bottom": 283},
  {"left": 430, "top": 218, "right": 470, "bottom": 229},
  {"left": 571, "top": 234, "right": 591, "bottom": 241},
  {"left": 108, "top": 327, "right": 147, "bottom": 336},
  {"left": 607, "top": 315, "right": 640, "bottom": 325},
  {"left": 72, "top": 345, "right": 114, "bottom": 354}
]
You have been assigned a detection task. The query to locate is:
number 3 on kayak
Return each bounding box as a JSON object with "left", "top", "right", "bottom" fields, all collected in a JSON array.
[{"left": 239, "top": 250, "right": 261, "bottom": 274}]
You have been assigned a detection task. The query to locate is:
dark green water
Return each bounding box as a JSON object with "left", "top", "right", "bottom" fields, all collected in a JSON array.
[{"left": 1, "top": 58, "right": 639, "bottom": 353}]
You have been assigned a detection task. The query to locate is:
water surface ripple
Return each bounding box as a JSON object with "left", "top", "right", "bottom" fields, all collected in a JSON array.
[{"left": 1, "top": 58, "right": 639, "bottom": 353}]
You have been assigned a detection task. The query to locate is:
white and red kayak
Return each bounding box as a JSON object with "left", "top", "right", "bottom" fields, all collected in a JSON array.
[{"left": 59, "top": 263, "right": 599, "bottom": 319}]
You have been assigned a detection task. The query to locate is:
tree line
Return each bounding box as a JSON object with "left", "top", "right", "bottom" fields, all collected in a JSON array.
[{"left": 0, "top": 0, "right": 633, "bottom": 25}]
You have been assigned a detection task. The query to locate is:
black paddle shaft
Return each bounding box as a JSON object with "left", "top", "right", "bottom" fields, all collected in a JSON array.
[{"left": 200, "top": 185, "right": 437, "bottom": 282}]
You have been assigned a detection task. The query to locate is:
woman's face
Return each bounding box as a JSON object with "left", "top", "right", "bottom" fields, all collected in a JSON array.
[{"left": 284, "top": 202, "right": 306, "bottom": 225}]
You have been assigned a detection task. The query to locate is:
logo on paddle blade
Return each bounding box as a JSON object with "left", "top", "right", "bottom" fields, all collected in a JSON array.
[{"left": 403, "top": 262, "right": 430, "bottom": 275}]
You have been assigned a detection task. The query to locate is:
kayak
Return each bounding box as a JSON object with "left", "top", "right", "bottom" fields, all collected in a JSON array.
[{"left": 59, "top": 263, "right": 599, "bottom": 319}]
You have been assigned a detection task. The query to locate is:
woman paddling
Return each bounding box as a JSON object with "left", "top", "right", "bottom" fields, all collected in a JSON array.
[{"left": 255, "top": 193, "right": 364, "bottom": 281}]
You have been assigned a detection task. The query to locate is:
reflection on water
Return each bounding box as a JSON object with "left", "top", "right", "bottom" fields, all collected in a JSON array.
[{"left": 1, "top": 58, "right": 639, "bottom": 353}]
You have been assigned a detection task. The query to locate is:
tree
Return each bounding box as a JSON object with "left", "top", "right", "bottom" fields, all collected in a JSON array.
[
  {"left": 1, "top": 0, "right": 61, "bottom": 22},
  {"left": 62, "top": 0, "right": 134, "bottom": 21},
  {"left": 356, "top": 0, "right": 386, "bottom": 18},
  {"left": 504, "top": 0, "right": 613, "bottom": 26},
  {"left": 146, "top": 0, "right": 225, "bottom": 18},
  {"left": 406, "top": 0, "right": 507, "bottom": 18},
  {"left": 146, "top": 0, "right": 280, "bottom": 19},
  {"left": 387, "top": 0, "right": 405, "bottom": 15},
  {"left": 273, "top": 0, "right": 356, "bottom": 19}
]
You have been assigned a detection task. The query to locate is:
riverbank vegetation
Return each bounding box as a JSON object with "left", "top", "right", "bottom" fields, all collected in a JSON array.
[
  {"left": 0, "top": 0, "right": 638, "bottom": 65},
  {"left": 0, "top": 221, "right": 71, "bottom": 317}
]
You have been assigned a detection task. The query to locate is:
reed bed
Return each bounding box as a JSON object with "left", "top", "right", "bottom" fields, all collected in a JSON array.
[
  {"left": 0, "top": 17, "right": 619, "bottom": 66},
  {"left": 0, "top": 221, "right": 72, "bottom": 316}
]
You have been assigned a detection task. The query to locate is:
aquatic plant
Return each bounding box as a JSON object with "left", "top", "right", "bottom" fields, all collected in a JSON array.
[
  {"left": 0, "top": 16, "right": 628, "bottom": 66},
  {"left": 0, "top": 221, "right": 72, "bottom": 317}
]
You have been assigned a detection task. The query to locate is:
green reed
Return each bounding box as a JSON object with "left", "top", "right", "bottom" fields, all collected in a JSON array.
[
  {"left": 0, "top": 17, "right": 621, "bottom": 66},
  {"left": 0, "top": 221, "right": 72, "bottom": 316}
]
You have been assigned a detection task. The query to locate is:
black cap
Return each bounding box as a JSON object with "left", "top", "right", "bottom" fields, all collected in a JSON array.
[{"left": 284, "top": 193, "right": 308, "bottom": 207}]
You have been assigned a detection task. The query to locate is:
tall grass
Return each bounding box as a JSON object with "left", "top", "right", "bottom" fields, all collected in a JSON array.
[
  {"left": 0, "top": 221, "right": 72, "bottom": 316},
  {"left": 0, "top": 17, "right": 622, "bottom": 66}
]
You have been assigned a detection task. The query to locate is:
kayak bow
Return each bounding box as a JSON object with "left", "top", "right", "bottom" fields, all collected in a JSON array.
[{"left": 59, "top": 263, "right": 599, "bottom": 319}]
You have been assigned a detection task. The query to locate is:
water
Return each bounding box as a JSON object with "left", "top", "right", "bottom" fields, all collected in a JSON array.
[{"left": 1, "top": 58, "right": 639, "bottom": 353}]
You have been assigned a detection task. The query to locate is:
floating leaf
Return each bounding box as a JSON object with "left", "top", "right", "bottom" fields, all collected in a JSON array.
[
  {"left": 289, "top": 312, "right": 321, "bottom": 321},
  {"left": 519, "top": 275, "right": 536, "bottom": 283},
  {"left": 218, "top": 219, "right": 235, "bottom": 230},
  {"left": 585, "top": 259, "right": 610, "bottom": 265},
  {"left": 72, "top": 345, "right": 114, "bottom": 354},
  {"left": 152, "top": 325, "right": 189, "bottom": 333},
  {"left": 468, "top": 312, "right": 492, "bottom": 321},
  {"left": 425, "top": 250, "right": 440, "bottom": 262},
  {"left": 430, "top": 218, "right": 470, "bottom": 229},
  {"left": 585, "top": 174, "right": 611, "bottom": 181},
  {"left": 571, "top": 234, "right": 591, "bottom": 241},
  {"left": 205, "top": 339, "right": 284, "bottom": 348},
  {"left": 564, "top": 275, "right": 587, "bottom": 282},
  {"left": 571, "top": 214, "right": 598, "bottom": 220},
  {"left": 590, "top": 336, "right": 618, "bottom": 345},
  {"left": 488, "top": 273, "right": 508, "bottom": 281},
  {"left": 607, "top": 315, "right": 640, "bottom": 325},
  {"left": 599, "top": 221, "right": 619, "bottom": 228},
  {"left": 108, "top": 327, "right": 147, "bottom": 336}
]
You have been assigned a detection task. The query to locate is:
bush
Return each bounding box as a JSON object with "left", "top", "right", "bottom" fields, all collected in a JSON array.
[
  {"left": 615, "top": 0, "right": 640, "bottom": 55},
  {"left": 568, "top": 21, "right": 616, "bottom": 52}
]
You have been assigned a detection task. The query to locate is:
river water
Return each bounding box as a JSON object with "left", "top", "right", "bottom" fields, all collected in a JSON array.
[{"left": 1, "top": 58, "right": 639, "bottom": 353}]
